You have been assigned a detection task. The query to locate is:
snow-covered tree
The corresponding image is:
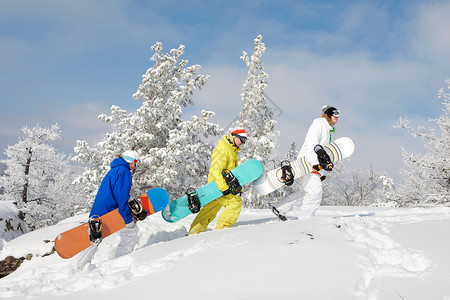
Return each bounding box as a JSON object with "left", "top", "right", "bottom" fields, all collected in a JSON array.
[
  {"left": 0, "top": 124, "right": 87, "bottom": 230},
  {"left": 322, "top": 164, "right": 391, "bottom": 206},
  {"left": 284, "top": 142, "right": 299, "bottom": 161},
  {"left": 73, "top": 42, "right": 222, "bottom": 201},
  {"left": 394, "top": 79, "right": 450, "bottom": 206},
  {"left": 323, "top": 165, "right": 380, "bottom": 206},
  {"left": 0, "top": 201, "right": 26, "bottom": 242},
  {"left": 234, "top": 35, "right": 279, "bottom": 208}
]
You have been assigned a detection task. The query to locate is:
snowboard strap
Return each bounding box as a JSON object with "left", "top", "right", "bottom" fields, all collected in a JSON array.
[
  {"left": 280, "top": 160, "right": 294, "bottom": 186},
  {"left": 222, "top": 169, "right": 242, "bottom": 195},
  {"left": 314, "top": 145, "right": 334, "bottom": 171},
  {"left": 88, "top": 216, "right": 103, "bottom": 245},
  {"left": 128, "top": 198, "right": 148, "bottom": 221},
  {"left": 186, "top": 188, "right": 201, "bottom": 213}
]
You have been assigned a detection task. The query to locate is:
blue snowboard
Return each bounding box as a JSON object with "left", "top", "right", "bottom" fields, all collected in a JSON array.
[{"left": 162, "top": 159, "right": 263, "bottom": 223}]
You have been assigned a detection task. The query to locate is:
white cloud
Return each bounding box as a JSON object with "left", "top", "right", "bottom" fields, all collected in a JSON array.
[
  {"left": 190, "top": 65, "right": 248, "bottom": 128},
  {"left": 412, "top": 2, "right": 450, "bottom": 68},
  {"left": 56, "top": 102, "right": 112, "bottom": 155}
]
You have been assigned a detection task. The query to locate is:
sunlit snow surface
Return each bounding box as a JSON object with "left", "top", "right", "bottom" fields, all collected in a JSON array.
[{"left": 1, "top": 206, "right": 450, "bottom": 300}]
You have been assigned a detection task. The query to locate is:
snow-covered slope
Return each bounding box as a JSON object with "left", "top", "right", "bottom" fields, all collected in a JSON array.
[{"left": 0, "top": 206, "right": 449, "bottom": 300}]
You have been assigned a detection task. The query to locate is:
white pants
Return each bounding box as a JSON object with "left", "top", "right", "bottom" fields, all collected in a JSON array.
[
  {"left": 275, "top": 173, "right": 323, "bottom": 219},
  {"left": 115, "top": 225, "right": 139, "bottom": 257},
  {"left": 77, "top": 225, "right": 139, "bottom": 268},
  {"left": 77, "top": 244, "right": 98, "bottom": 269}
]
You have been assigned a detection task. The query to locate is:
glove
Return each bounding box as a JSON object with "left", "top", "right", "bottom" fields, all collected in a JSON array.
[
  {"left": 312, "top": 164, "right": 322, "bottom": 172},
  {"left": 125, "top": 219, "right": 136, "bottom": 228},
  {"left": 321, "top": 162, "right": 334, "bottom": 171},
  {"left": 222, "top": 189, "right": 231, "bottom": 196},
  {"left": 132, "top": 210, "right": 148, "bottom": 221}
]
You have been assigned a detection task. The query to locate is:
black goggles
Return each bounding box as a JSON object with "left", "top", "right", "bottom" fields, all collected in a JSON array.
[{"left": 237, "top": 135, "right": 247, "bottom": 143}]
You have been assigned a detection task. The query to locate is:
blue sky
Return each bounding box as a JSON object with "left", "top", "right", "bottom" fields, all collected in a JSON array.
[{"left": 1, "top": 0, "right": 449, "bottom": 182}]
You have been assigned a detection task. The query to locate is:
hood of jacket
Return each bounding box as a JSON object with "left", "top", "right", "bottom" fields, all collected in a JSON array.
[{"left": 111, "top": 157, "right": 131, "bottom": 170}]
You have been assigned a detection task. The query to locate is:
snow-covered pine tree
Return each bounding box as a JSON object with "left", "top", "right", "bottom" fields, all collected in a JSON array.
[
  {"left": 235, "top": 35, "right": 279, "bottom": 208},
  {"left": 0, "top": 124, "right": 87, "bottom": 230},
  {"left": 73, "top": 42, "right": 222, "bottom": 201},
  {"left": 285, "top": 142, "right": 299, "bottom": 161},
  {"left": 394, "top": 79, "right": 450, "bottom": 206}
]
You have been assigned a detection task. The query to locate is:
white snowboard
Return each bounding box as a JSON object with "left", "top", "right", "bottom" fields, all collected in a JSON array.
[{"left": 252, "top": 137, "right": 355, "bottom": 195}]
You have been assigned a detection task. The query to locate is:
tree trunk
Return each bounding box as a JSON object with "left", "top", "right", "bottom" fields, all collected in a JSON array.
[{"left": 22, "top": 147, "right": 32, "bottom": 204}]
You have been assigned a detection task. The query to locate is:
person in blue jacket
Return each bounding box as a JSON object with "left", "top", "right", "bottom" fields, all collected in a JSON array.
[
  {"left": 78, "top": 150, "right": 141, "bottom": 268},
  {"left": 89, "top": 150, "right": 139, "bottom": 225}
]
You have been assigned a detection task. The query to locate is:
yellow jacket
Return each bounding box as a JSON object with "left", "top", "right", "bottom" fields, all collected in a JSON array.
[{"left": 208, "top": 134, "right": 240, "bottom": 191}]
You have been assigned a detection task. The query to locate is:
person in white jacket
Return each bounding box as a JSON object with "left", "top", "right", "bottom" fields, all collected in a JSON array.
[{"left": 271, "top": 105, "right": 340, "bottom": 220}]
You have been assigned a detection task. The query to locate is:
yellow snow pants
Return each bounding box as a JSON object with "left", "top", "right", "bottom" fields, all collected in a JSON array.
[{"left": 189, "top": 193, "right": 242, "bottom": 234}]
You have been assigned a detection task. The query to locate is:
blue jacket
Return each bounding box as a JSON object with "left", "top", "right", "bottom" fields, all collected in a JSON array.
[{"left": 89, "top": 158, "right": 134, "bottom": 224}]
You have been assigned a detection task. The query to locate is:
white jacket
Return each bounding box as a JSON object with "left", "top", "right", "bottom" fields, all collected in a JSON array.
[{"left": 298, "top": 117, "right": 334, "bottom": 166}]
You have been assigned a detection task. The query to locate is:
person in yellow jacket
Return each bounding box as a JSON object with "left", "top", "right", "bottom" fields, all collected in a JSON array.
[{"left": 189, "top": 129, "right": 248, "bottom": 234}]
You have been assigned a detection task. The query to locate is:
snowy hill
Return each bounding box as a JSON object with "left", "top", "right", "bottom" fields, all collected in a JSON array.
[{"left": 0, "top": 206, "right": 450, "bottom": 299}]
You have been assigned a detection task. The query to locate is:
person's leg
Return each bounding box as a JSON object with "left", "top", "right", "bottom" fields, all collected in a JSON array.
[
  {"left": 115, "top": 224, "right": 139, "bottom": 257},
  {"left": 298, "top": 174, "right": 323, "bottom": 219},
  {"left": 215, "top": 194, "right": 242, "bottom": 229},
  {"left": 189, "top": 200, "right": 223, "bottom": 234},
  {"left": 77, "top": 244, "right": 98, "bottom": 269}
]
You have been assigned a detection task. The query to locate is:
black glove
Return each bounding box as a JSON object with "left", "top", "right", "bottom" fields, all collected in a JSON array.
[
  {"left": 314, "top": 145, "right": 334, "bottom": 171},
  {"left": 312, "top": 164, "right": 322, "bottom": 172},
  {"left": 133, "top": 210, "right": 148, "bottom": 221}
]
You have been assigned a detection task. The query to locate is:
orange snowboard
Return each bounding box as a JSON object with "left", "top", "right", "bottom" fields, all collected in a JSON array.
[{"left": 55, "top": 188, "right": 169, "bottom": 259}]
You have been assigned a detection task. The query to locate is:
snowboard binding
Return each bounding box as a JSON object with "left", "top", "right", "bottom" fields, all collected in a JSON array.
[
  {"left": 222, "top": 169, "right": 242, "bottom": 195},
  {"left": 88, "top": 215, "right": 103, "bottom": 245},
  {"left": 128, "top": 198, "right": 148, "bottom": 221},
  {"left": 314, "top": 145, "right": 334, "bottom": 171},
  {"left": 186, "top": 187, "right": 201, "bottom": 213},
  {"left": 280, "top": 160, "right": 294, "bottom": 186}
]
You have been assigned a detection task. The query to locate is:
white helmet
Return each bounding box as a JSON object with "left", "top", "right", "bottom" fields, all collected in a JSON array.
[{"left": 122, "top": 150, "right": 141, "bottom": 167}]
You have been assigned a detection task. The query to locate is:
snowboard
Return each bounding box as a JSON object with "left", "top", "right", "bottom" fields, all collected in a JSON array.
[
  {"left": 162, "top": 159, "right": 263, "bottom": 223},
  {"left": 253, "top": 137, "right": 355, "bottom": 195},
  {"left": 55, "top": 187, "right": 169, "bottom": 259}
]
